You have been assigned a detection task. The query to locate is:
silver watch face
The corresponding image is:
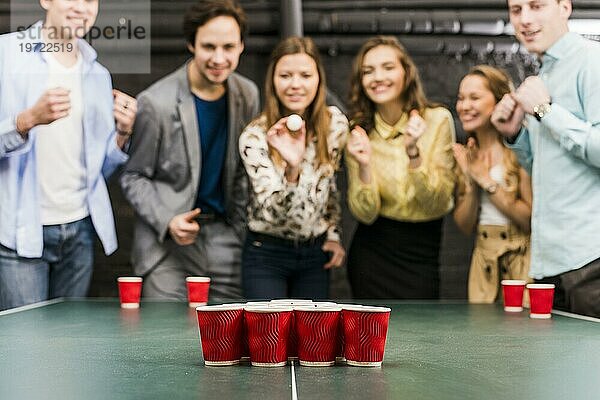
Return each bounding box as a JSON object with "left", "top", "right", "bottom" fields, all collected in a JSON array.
[{"left": 534, "top": 103, "right": 551, "bottom": 119}]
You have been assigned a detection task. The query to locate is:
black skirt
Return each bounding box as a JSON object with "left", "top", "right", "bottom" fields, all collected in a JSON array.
[{"left": 347, "top": 216, "right": 443, "bottom": 299}]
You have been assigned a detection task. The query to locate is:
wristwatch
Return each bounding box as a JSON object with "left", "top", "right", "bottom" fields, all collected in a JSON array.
[
  {"left": 533, "top": 102, "right": 552, "bottom": 121},
  {"left": 484, "top": 183, "right": 498, "bottom": 194},
  {"left": 406, "top": 146, "right": 420, "bottom": 160}
]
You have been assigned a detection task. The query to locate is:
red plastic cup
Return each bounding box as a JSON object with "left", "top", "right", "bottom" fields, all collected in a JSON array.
[
  {"left": 342, "top": 305, "right": 391, "bottom": 367},
  {"left": 303, "top": 302, "right": 345, "bottom": 363},
  {"left": 268, "top": 300, "right": 313, "bottom": 360},
  {"left": 527, "top": 284, "right": 555, "bottom": 319},
  {"left": 196, "top": 304, "right": 245, "bottom": 366},
  {"left": 117, "top": 277, "right": 143, "bottom": 309},
  {"left": 501, "top": 280, "right": 527, "bottom": 312},
  {"left": 186, "top": 277, "right": 211, "bottom": 307},
  {"left": 238, "top": 301, "right": 285, "bottom": 362},
  {"left": 244, "top": 306, "right": 293, "bottom": 367},
  {"left": 295, "top": 305, "right": 342, "bottom": 367},
  {"left": 243, "top": 300, "right": 272, "bottom": 360}
]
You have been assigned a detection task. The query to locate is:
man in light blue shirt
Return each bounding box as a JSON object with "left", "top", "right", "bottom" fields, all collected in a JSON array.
[
  {"left": 0, "top": 0, "right": 137, "bottom": 310},
  {"left": 492, "top": 0, "right": 600, "bottom": 317}
]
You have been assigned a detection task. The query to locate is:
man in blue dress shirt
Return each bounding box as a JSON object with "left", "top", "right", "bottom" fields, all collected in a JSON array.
[
  {"left": 492, "top": 0, "right": 600, "bottom": 317},
  {"left": 0, "top": 0, "right": 137, "bottom": 310}
]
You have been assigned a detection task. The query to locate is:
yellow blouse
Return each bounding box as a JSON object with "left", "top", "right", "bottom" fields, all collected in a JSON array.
[{"left": 345, "top": 106, "right": 456, "bottom": 224}]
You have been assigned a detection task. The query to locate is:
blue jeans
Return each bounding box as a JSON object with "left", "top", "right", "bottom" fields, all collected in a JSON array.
[
  {"left": 0, "top": 217, "right": 95, "bottom": 310},
  {"left": 242, "top": 231, "right": 329, "bottom": 300}
]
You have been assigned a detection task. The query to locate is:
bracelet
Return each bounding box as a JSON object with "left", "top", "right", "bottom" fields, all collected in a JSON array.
[
  {"left": 505, "top": 132, "right": 520, "bottom": 145},
  {"left": 407, "top": 149, "right": 420, "bottom": 159},
  {"left": 117, "top": 129, "right": 133, "bottom": 137}
]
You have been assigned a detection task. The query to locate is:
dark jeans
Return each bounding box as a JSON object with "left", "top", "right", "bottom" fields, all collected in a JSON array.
[
  {"left": 0, "top": 217, "right": 95, "bottom": 311},
  {"left": 535, "top": 257, "right": 600, "bottom": 318},
  {"left": 242, "top": 231, "right": 329, "bottom": 300}
]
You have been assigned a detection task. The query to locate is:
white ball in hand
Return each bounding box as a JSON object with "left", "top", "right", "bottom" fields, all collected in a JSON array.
[{"left": 286, "top": 114, "right": 303, "bottom": 132}]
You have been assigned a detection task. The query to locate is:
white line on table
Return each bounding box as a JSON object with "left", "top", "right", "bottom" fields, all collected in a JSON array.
[
  {"left": 291, "top": 361, "right": 298, "bottom": 400},
  {"left": 0, "top": 298, "right": 63, "bottom": 316},
  {"left": 552, "top": 309, "right": 600, "bottom": 323}
]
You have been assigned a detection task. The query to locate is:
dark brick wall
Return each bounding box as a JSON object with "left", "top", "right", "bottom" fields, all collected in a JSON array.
[
  {"left": 88, "top": 1, "right": 533, "bottom": 300},
  {"left": 2, "top": 0, "right": 598, "bottom": 299}
]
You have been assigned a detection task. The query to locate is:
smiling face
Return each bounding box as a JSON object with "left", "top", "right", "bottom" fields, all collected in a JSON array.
[
  {"left": 456, "top": 75, "right": 498, "bottom": 133},
  {"left": 187, "top": 15, "right": 244, "bottom": 89},
  {"left": 273, "top": 52, "right": 319, "bottom": 115},
  {"left": 40, "top": 0, "right": 99, "bottom": 39},
  {"left": 508, "top": 0, "right": 571, "bottom": 57},
  {"left": 360, "top": 45, "right": 406, "bottom": 107}
]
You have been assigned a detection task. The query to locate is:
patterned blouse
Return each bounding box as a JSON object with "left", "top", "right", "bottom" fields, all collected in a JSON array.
[{"left": 239, "top": 106, "right": 349, "bottom": 242}]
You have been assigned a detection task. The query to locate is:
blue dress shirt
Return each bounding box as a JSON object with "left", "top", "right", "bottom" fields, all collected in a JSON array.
[
  {"left": 0, "top": 22, "right": 128, "bottom": 258},
  {"left": 507, "top": 32, "right": 600, "bottom": 278}
]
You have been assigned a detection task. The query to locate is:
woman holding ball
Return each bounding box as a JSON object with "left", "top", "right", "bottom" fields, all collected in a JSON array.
[
  {"left": 345, "top": 36, "right": 456, "bottom": 299},
  {"left": 239, "top": 36, "right": 349, "bottom": 299}
]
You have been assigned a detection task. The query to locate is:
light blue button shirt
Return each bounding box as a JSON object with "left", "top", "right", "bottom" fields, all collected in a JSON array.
[
  {"left": 0, "top": 23, "right": 128, "bottom": 258},
  {"left": 507, "top": 32, "right": 600, "bottom": 279}
]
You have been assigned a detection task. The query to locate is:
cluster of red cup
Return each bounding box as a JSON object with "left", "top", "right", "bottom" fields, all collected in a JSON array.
[
  {"left": 195, "top": 299, "right": 391, "bottom": 368},
  {"left": 117, "top": 276, "right": 211, "bottom": 309},
  {"left": 501, "top": 280, "right": 555, "bottom": 319}
]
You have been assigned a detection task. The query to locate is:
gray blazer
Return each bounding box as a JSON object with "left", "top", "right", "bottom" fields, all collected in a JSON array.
[{"left": 120, "top": 63, "right": 260, "bottom": 275}]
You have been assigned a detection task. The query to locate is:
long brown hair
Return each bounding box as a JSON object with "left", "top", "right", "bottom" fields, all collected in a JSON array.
[
  {"left": 460, "top": 65, "right": 521, "bottom": 195},
  {"left": 259, "top": 36, "right": 331, "bottom": 167},
  {"left": 349, "top": 36, "right": 430, "bottom": 132}
]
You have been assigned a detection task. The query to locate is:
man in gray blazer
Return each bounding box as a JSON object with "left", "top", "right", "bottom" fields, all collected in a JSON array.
[{"left": 120, "top": 0, "right": 259, "bottom": 300}]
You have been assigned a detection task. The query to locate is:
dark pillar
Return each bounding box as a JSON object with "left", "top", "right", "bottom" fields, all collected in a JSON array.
[{"left": 280, "top": 0, "right": 303, "bottom": 38}]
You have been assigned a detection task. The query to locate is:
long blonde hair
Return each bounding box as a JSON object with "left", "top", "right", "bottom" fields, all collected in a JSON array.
[{"left": 258, "top": 36, "right": 331, "bottom": 167}]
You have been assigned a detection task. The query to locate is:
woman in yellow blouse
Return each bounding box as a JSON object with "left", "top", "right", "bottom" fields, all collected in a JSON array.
[{"left": 345, "top": 36, "right": 456, "bottom": 299}]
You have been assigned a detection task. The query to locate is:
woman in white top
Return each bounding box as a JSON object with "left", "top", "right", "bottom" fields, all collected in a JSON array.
[
  {"left": 453, "top": 65, "right": 532, "bottom": 303},
  {"left": 239, "top": 36, "right": 348, "bottom": 300}
]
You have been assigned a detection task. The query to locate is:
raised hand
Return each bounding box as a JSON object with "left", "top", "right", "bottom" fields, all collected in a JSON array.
[
  {"left": 33, "top": 87, "right": 71, "bottom": 124},
  {"left": 453, "top": 137, "right": 493, "bottom": 188},
  {"left": 16, "top": 87, "right": 71, "bottom": 135},
  {"left": 404, "top": 109, "right": 425, "bottom": 157},
  {"left": 512, "top": 76, "right": 551, "bottom": 116},
  {"left": 266, "top": 116, "right": 307, "bottom": 168},
  {"left": 452, "top": 142, "right": 469, "bottom": 177},
  {"left": 491, "top": 93, "right": 526, "bottom": 138},
  {"left": 464, "top": 138, "right": 492, "bottom": 187},
  {"left": 168, "top": 208, "right": 201, "bottom": 246},
  {"left": 346, "top": 125, "right": 371, "bottom": 166},
  {"left": 405, "top": 109, "right": 426, "bottom": 140},
  {"left": 113, "top": 89, "right": 137, "bottom": 136}
]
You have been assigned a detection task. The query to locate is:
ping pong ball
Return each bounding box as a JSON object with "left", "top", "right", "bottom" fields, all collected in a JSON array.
[{"left": 286, "top": 114, "right": 303, "bottom": 131}]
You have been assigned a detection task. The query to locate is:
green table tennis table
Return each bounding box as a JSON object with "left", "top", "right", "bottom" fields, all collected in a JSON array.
[{"left": 1, "top": 299, "right": 598, "bottom": 400}]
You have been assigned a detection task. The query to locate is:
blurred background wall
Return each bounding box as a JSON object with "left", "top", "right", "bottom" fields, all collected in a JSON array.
[{"left": 1, "top": 0, "right": 599, "bottom": 299}]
